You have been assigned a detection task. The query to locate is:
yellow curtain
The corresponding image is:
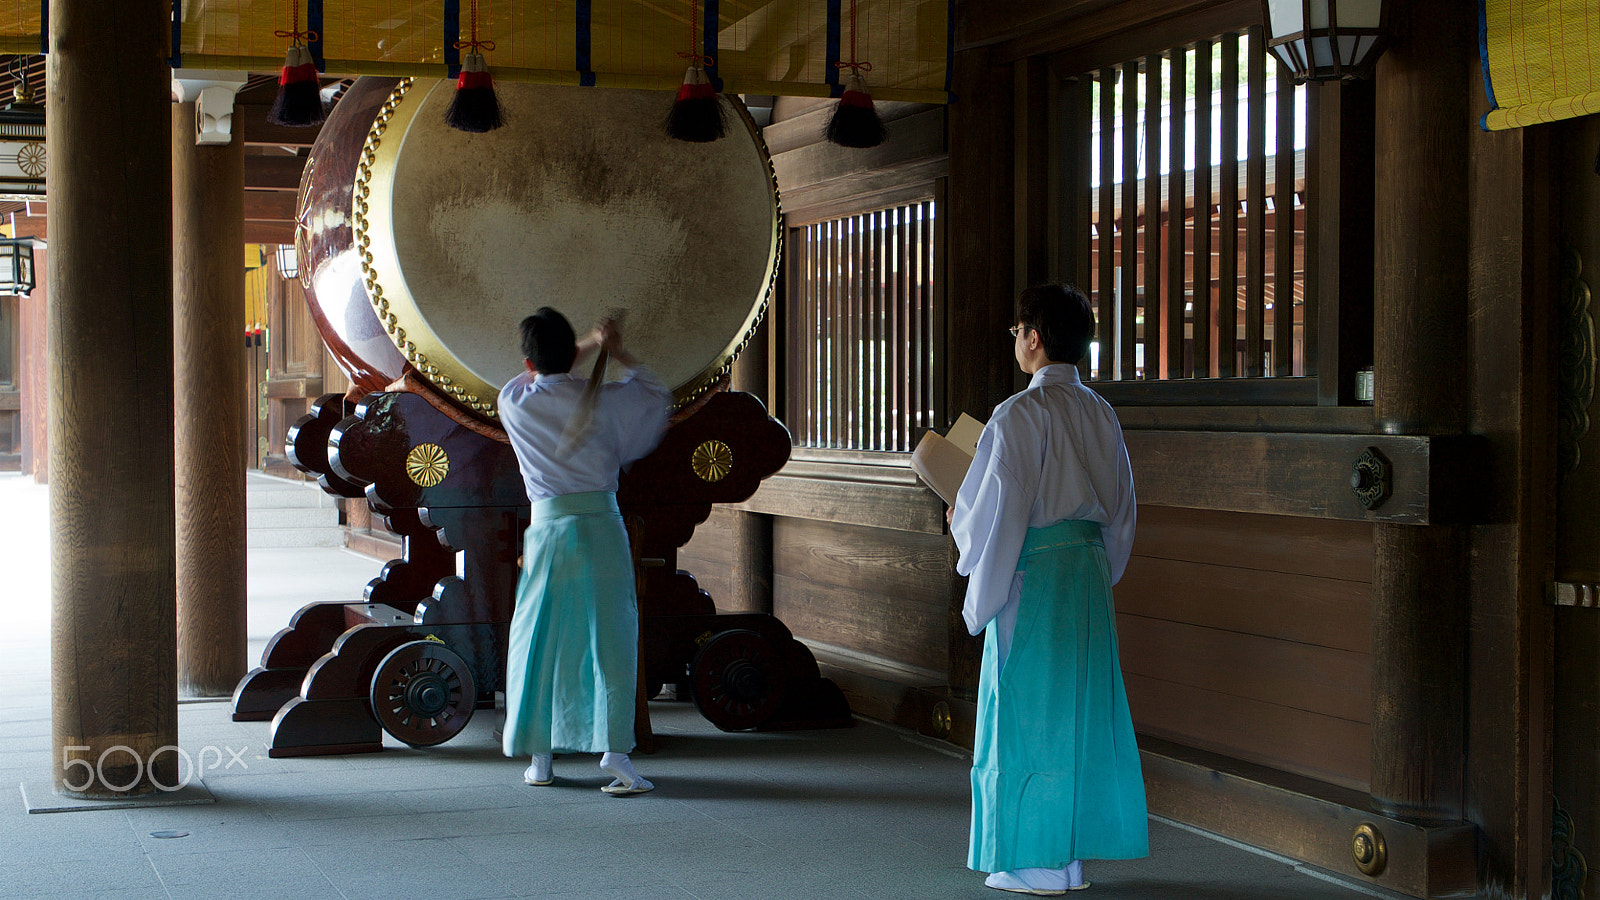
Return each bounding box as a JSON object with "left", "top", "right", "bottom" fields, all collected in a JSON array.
[
  {"left": 1481, "top": 0, "right": 1600, "bottom": 130},
  {"left": 2, "top": 1, "right": 949, "bottom": 103},
  {"left": 244, "top": 246, "right": 270, "bottom": 334}
]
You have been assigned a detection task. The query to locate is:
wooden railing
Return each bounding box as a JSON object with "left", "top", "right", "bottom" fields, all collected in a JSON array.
[
  {"left": 1079, "top": 27, "right": 1309, "bottom": 385},
  {"left": 786, "top": 201, "right": 937, "bottom": 452}
]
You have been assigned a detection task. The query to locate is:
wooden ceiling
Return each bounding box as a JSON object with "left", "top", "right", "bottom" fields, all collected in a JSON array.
[{"left": 0, "top": 55, "right": 346, "bottom": 245}]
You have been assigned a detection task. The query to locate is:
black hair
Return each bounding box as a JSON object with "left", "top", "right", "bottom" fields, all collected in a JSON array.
[
  {"left": 1017, "top": 284, "right": 1095, "bottom": 365},
  {"left": 519, "top": 307, "right": 577, "bottom": 374}
]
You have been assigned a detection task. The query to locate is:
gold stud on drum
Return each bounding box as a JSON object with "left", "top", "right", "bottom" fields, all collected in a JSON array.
[
  {"left": 692, "top": 440, "right": 733, "bottom": 482},
  {"left": 405, "top": 443, "right": 449, "bottom": 487},
  {"left": 1351, "top": 823, "right": 1387, "bottom": 876}
]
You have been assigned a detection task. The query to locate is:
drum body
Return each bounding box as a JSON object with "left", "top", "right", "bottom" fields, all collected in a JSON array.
[{"left": 295, "top": 77, "right": 782, "bottom": 420}]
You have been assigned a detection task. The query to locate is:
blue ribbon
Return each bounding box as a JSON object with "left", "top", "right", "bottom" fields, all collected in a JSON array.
[
  {"left": 944, "top": 0, "right": 955, "bottom": 96},
  {"left": 577, "top": 0, "right": 595, "bottom": 86},
  {"left": 825, "top": 0, "right": 842, "bottom": 97},
  {"left": 444, "top": 0, "right": 461, "bottom": 77},
  {"left": 307, "top": 0, "right": 324, "bottom": 71},
  {"left": 702, "top": 0, "right": 721, "bottom": 91},
  {"left": 168, "top": 0, "right": 181, "bottom": 67}
]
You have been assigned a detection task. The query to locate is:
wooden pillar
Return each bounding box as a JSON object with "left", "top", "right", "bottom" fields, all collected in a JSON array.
[
  {"left": 729, "top": 316, "right": 773, "bottom": 614},
  {"left": 172, "top": 97, "right": 247, "bottom": 697},
  {"left": 944, "top": 46, "right": 1015, "bottom": 702},
  {"left": 1368, "top": 0, "right": 1472, "bottom": 822},
  {"left": 47, "top": 0, "right": 177, "bottom": 797}
]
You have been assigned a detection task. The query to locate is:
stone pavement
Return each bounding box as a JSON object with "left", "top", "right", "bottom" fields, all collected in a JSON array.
[{"left": 0, "top": 472, "right": 1399, "bottom": 900}]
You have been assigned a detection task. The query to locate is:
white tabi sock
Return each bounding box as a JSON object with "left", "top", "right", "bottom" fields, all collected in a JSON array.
[
  {"left": 600, "top": 752, "right": 640, "bottom": 785},
  {"left": 524, "top": 753, "right": 553, "bottom": 786}
]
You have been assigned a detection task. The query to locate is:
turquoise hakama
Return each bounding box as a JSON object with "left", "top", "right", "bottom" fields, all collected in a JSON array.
[
  {"left": 502, "top": 491, "right": 638, "bottom": 757},
  {"left": 968, "top": 519, "right": 1149, "bottom": 872}
]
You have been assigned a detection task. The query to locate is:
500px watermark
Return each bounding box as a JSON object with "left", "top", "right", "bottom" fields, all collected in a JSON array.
[{"left": 61, "top": 745, "right": 249, "bottom": 793}]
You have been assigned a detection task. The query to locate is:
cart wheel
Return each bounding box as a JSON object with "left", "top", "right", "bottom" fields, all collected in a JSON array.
[
  {"left": 690, "top": 629, "right": 786, "bottom": 731},
  {"left": 369, "top": 640, "right": 476, "bottom": 747}
]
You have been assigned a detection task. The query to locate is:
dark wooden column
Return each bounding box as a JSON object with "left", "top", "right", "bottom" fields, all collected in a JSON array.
[
  {"left": 729, "top": 317, "right": 773, "bottom": 614},
  {"left": 47, "top": 0, "right": 177, "bottom": 797},
  {"left": 1368, "top": 0, "right": 1472, "bottom": 822},
  {"left": 172, "top": 99, "right": 247, "bottom": 697},
  {"left": 944, "top": 46, "right": 1016, "bottom": 702}
]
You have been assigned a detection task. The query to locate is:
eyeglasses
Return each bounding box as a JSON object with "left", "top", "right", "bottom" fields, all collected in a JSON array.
[{"left": 1008, "top": 325, "right": 1030, "bottom": 338}]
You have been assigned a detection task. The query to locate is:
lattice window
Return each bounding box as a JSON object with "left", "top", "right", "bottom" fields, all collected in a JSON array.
[
  {"left": 786, "top": 201, "right": 937, "bottom": 452},
  {"left": 1076, "top": 27, "right": 1310, "bottom": 382}
]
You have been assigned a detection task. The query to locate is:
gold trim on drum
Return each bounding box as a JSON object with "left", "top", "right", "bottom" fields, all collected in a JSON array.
[
  {"left": 405, "top": 442, "right": 450, "bottom": 487},
  {"left": 691, "top": 440, "right": 734, "bottom": 483},
  {"left": 672, "top": 98, "right": 784, "bottom": 410},
  {"left": 352, "top": 78, "right": 782, "bottom": 422},
  {"left": 354, "top": 78, "right": 496, "bottom": 416}
]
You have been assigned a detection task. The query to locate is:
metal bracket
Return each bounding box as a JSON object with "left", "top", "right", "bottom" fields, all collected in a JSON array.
[{"left": 1351, "top": 447, "right": 1392, "bottom": 510}]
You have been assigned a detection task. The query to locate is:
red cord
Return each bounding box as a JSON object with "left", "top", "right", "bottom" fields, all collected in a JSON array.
[
  {"left": 274, "top": 0, "right": 318, "bottom": 46},
  {"left": 453, "top": 0, "right": 497, "bottom": 53}
]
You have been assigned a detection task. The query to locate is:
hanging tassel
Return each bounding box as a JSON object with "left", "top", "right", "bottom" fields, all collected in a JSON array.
[
  {"left": 268, "top": 45, "right": 324, "bottom": 127},
  {"left": 446, "top": 53, "right": 503, "bottom": 133},
  {"left": 826, "top": 70, "right": 887, "bottom": 148},
  {"left": 665, "top": 64, "right": 727, "bottom": 143}
]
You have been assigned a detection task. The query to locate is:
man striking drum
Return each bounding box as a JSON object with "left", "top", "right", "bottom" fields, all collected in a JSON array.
[{"left": 497, "top": 308, "right": 672, "bottom": 795}]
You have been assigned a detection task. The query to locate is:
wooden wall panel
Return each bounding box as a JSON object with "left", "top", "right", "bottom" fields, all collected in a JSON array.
[
  {"left": 680, "top": 505, "right": 736, "bottom": 610},
  {"left": 1118, "top": 505, "right": 1373, "bottom": 791},
  {"left": 772, "top": 516, "right": 949, "bottom": 677},
  {"left": 1118, "top": 556, "right": 1371, "bottom": 653},
  {"left": 1126, "top": 673, "right": 1370, "bottom": 791},
  {"left": 1118, "top": 615, "right": 1370, "bottom": 723},
  {"left": 1135, "top": 504, "right": 1373, "bottom": 578}
]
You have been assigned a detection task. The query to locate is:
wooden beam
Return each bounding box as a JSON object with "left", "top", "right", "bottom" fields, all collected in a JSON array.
[
  {"left": 244, "top": 221, "right": 296, "bottom": 244},
  {"left": 234, "top": 102, "right": 322, "bottom": 147},
  {"left": 730, "top": 461, "right": 945, "bottom": 534},
  {"left": 9, "top": 212, "right": 45, "bottom": 240},
  {"left": 1141, "top": 737, "right": 1478, "bottom": 898},
  {"left": 1126, "top": 430, "right": 1484, "bottom": 524},
  {"left": 989, "top": 0, "right": 1256, "bottom": 67},
  {"left": 244, "top": 155, "right": 306, "bottom": 191},
  {"left": 243, "top": 190, "right": 296, "bottom": 222}
]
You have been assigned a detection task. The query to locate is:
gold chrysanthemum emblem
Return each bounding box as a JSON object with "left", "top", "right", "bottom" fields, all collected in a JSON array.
[
  {"left": 691, "top": 440, "right": 733, "bottom": 483},
  {"left": 405, "top": 443, "right": 449, "bottom": 487},
  {"left": 16, "top": 142, "right": 45, "bottom": 178}
]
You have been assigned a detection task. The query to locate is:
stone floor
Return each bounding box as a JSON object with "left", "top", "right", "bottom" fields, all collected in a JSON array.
[{"left": 0, "top": 472, "right": 1401, "bottom": 899}]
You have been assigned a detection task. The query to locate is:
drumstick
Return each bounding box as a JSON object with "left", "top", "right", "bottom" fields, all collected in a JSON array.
[{"left": 558, "top": 309, "right": 625, "bottom": 454}]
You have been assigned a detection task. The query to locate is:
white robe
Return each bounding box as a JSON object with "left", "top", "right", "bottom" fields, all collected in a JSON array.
[
  {"left": 498, "top": 365, "right": 672, "bottom": 501},
  {"left": 951, "top": 363, "right": 1136, "bottom": 664}
]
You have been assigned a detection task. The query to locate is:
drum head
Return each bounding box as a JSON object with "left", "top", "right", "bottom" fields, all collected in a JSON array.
[{"left": 355, "top": 78, "right": 781, "bottom": 419}]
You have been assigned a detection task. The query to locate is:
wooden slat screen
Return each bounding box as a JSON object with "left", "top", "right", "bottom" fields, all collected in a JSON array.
[
  {"left": 788, "top": 201, "right": 937, "bottom": 452},
  {"left": 1082, "top": 31, "right": 1309, "bottom": 383}
]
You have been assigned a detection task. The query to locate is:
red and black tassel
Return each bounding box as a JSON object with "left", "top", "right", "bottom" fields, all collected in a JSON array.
[
  {"left": 269, "top": 45, "right": 324, "bottom": 127},
  {"left": 665, "top": 64, "right": 727, "bottom": 143},
  {"left": 446, "top": 52, "right": 503, "bottom": 133},
  {"left": 826, "top": 69, "right": 887, "bottom": 148}
]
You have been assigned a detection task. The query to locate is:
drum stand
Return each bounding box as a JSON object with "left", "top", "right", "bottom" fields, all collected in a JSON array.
[{"left": 231, "top": 384, "right": 852, "bottom": 757}]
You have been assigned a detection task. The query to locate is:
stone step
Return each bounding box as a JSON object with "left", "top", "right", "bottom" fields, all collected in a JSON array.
[
  {"left": 246, "top": 474, "right": 339, "bottom": 505},
  {"left": 245, "top": 473, "right": 344, "bottom": 549},
  {"left": 245, "top": 484, "right": 341, "bottom": 509},
  {"left": 247, "top": 526, "right": 345, "bottom": 549},
  {"left": 247, "top": 505, "right": 341, "bottom": 531}
]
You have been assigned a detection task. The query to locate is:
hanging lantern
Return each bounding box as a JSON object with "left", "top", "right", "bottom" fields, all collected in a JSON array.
[
  {"left": 0, "top": 238, "right": 34, "bottom": 296},
  {"left": 1263, "top": 0, "right": 1388, "bottom": 83}
]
